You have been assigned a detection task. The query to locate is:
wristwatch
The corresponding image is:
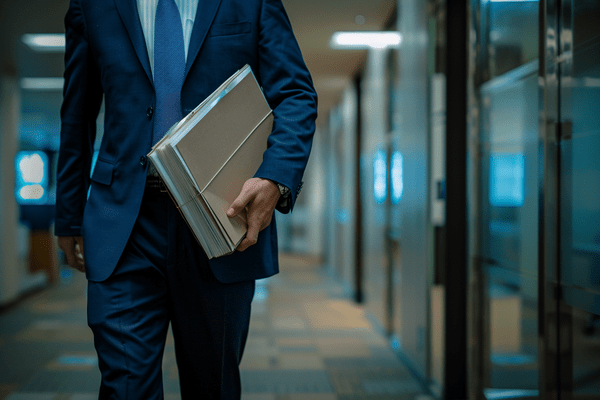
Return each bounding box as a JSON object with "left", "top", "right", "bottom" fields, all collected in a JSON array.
[{"left": 276, "top": 182, "right": 291, "bottom": 198}]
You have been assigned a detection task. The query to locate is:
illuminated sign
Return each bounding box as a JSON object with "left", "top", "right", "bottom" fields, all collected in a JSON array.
[
  {"left": 374, "top": 150, "right": 387, "bottom": 204},
  {"left": 15, "top": 151, "right": 49, "bottom": 205},
  {"left": 489, "top": 153, "right": 525, "bottom": 207},
  {"left": 391, "top": 151, "right": 404, "bottom": 204}
]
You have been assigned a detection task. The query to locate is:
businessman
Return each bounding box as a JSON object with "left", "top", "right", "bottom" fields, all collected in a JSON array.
[{"left": 55, "top": 0, "right": 317, "bottom": 398}]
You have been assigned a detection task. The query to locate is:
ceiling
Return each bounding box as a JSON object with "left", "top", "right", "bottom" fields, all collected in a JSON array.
[
  {"left": 0, "top": 0, "right": 396, "bottom": 136},
  {"left": 281, "top": 0, "right": 396, "bottom": 120}
]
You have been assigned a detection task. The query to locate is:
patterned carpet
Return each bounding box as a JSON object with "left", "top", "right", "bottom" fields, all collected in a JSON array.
[{"left": 0, "top": 254, "right": 432, "bottom": 400}]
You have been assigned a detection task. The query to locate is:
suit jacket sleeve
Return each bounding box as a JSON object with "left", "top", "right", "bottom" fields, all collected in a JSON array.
[
  {"left": 253, "top": 0, "right": 318, "bottom": 213},
  {"left": 55, "top": 0, "right": 103, "bottom": 237}
]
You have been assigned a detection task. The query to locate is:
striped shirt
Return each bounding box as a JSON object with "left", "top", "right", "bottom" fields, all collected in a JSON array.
[{"left": 136, "top": 0, "right": 200, "bottom": 77}]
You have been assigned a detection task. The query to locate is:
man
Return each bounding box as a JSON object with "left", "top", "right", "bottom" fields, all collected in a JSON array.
[{"left": 55, "top": 0, "right": 317, "bottom": 398}]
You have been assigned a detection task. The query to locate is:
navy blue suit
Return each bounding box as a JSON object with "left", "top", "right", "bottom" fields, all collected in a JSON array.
[{"left": 55, "top": 0, "right": 317, "bottom": 397}]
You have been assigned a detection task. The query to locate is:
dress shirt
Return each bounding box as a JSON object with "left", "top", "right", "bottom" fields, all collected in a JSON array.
[{"left": 137, "top": 0, "right": 199, "bottom": 77}]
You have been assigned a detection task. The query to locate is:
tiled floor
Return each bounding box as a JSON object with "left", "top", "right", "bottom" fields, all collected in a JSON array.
[{"left": 0, "top": 254, "right": 432, "bottom": 400}]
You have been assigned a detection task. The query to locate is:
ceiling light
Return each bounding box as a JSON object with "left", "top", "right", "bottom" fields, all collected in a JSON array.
[
  {"left": 489, "top": 0, "right": 538, "bottom": 2},
  {"left": 330, "top": 31, "right": 402, "bottom": 49},
  {"left": 22, "top": 34, "right": 65, "bottom": 52},
  {"left": 20, "top": 78, "right": 64, "bottom": 91}
]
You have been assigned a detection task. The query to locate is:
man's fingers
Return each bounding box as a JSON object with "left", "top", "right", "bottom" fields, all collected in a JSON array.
[
  {"left": 74, "top": 237, "right": 86, "bottom": 272},
  {"left": 246, "top": 224, "right": 260, "bottom": 246},
  {"left": 227, "top": 190, "right": 251, "bottom": 218},
  {"left": 65, "top": 249, "right": 77, "bottom": 268},
  {"left": 74, "top": 242, "right": 84, "bottom": 263},
  {"left": 236, "top": 238, "right": 251, "bottom": 252},
  {"left": 237, "top": 235, "right": 258, "bottom": 252},
  {"left": 74, "top": 237, "right": 85, "bottom": 260},
  {"left": 238, "top": 212, "right": 275, "bottom": 251},
  {"left": 238, "top": 216, "right": 260, "bottom": 252},
  {"left": 260, "top": 213, "right": 273, "bottom": 231},
  {"left": 58, "top": 236, "right": 76, "bottom": 266},
  {"left": 231, "top": 177, "right": 279, "bottom": 251},
  {"left": 57, "top": 236, "right": 85, "bottom": 272}
]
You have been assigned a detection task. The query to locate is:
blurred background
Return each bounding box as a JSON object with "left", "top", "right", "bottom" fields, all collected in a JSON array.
[{"left": 0, "top": 0, "right": 599, "bottom": 399}]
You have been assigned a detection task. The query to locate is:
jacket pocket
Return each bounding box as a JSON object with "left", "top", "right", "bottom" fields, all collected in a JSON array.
[
  {"left": 208, "top": 21, "right": 251, "bottom": 37},
  {"left": 90, "top": 159, "right": 114, "bottom": 185}
]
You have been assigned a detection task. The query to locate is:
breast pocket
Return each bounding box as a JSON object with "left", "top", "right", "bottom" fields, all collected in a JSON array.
[{"left": 208, "top": 21, "right": 251, "bottom": 37}]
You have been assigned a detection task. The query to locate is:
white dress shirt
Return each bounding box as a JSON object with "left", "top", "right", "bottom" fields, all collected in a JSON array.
[{"left": 136, "top": 0, "right": 200, "bottom": 77}]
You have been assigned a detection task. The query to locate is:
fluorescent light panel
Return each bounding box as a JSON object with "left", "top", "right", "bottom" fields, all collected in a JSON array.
[
  {"left": 490, "top": 0, "right": 538, "bottom": 2},
  {"left": 21, "top": 77, "right": 64, "bottom": 91},
  {"left": 330, "top": 31, "right": 402, "bottom": 49},
  {"left": 22, "top": 34, "right": 65, "bottom": 52}
]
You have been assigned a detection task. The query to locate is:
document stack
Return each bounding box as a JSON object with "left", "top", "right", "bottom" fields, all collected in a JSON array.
[{"left": 148, "top": 65, "right": 273, "bottom": 258}]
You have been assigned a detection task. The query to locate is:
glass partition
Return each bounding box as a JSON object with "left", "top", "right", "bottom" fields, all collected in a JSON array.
[
  {"left": 472, "top": 0, "right": 540, "bottom": 398},
  {"left": 558, "top": 0, "right": 600, "bottom": 396},
  {"left": 479, "top": 64, "right": 540, "bottom": 399},
  {"left": 486, "top": 0, "right": 538, "bottom": 79}
]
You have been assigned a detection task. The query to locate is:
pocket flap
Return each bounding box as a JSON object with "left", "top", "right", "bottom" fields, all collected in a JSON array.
[
  {"left": 208, "top": 21, "right": 251, "bottom": 37},
  {"left": 91, "top": 159, "right": 114, "bottom": 185}
]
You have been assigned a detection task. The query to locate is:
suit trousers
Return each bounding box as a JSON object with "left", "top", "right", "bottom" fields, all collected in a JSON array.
[{"left": 87, "top": 184, "right": 255, "bottom": 399}]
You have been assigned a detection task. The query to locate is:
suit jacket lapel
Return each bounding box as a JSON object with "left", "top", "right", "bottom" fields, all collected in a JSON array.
[
  {"left": 114, "top": 0, "right": 153, "bottom": 85},
  {"left": 184, "top": 0, "right": 223, "bottom": 80}
]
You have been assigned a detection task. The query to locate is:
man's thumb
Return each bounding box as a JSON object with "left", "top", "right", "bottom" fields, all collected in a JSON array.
[{"left": 227, "top": 193, "right": 248, "bottom": 217}]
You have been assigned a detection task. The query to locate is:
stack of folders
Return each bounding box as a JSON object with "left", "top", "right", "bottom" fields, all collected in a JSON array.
[{"left": 147, "top": 65, "right": 273, "bottom": 258}]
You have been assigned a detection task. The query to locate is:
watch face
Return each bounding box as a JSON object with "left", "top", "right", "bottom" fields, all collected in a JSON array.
[{"left": 277, "top": 183, "right": 290, "bottom": 197}]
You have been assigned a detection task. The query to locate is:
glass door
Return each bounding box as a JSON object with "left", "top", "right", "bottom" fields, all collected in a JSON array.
[
  {"left": 479, "top": 66, "right": 540, "bottom": 399},
  {"left": 472, "top": 0, "right": 600, "bottom": 398},
  {"left": 470, "top": 0, "right": 541, "bottom": 398},
  {"left": 553, "top": 0, "right": 600, "bottom": 397}
]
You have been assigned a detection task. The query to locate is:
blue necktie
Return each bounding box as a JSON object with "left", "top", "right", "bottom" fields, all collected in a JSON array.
[{"left": 153, "top": 0, "right": 185, "bottom": 145}]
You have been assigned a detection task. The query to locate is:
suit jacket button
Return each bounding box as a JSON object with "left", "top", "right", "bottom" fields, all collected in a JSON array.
[
  {"left": 146, "top": 106, "right": 153, "bottom": 118},
  {"left": 296, "top": 181, "right": 303, "bottom": 196},
  {"left": 140, "top": 155, "right": 147, "bottom": 166}
]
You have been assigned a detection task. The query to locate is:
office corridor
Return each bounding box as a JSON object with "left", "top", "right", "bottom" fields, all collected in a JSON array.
[{"left": 0, "top": 254, "right": 432, "bottom": 400}]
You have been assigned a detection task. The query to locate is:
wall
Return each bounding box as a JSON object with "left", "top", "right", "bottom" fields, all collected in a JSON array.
[
  {"left": 0, "top": 76, "right": 30, "bottom": 305},
  {"left": 392, "top": 0, "right": 430, "bottom": 378}
]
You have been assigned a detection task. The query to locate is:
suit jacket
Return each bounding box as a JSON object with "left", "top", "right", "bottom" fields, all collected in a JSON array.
[{"left": 55, "top": 0, "right": 318, "bottom": 283}]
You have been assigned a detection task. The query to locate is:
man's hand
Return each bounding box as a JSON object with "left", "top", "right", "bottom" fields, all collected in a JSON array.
[
  {"left": 58, "top": 236, "right": 85, "bottom": 272},
  {"left": 227, "top": 178, "right": 281, "bottom": 251}
]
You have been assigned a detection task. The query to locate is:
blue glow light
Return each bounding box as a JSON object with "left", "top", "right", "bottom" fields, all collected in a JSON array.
[
  {"left": 374, "top": 150, "right": 387, "bottom": 204},
  {"left": 489, "top": 153, "right": 525, "bottom": 207},
  {"left": 491, "top": 353, "right": 536, "bottom": 366},
  {"left": 91, "top": 150, "right": 100, "bottom": 176},
  {"left": 483, "top": 389, "right": 539, "bottom": 400},
  {"left": 88, "top": 150, "right": 100, "bottom": 200},
  {"left": 391, "top": 151, "right": 403, "bottom": 204},
  {"left": 15, "top": 151, "right": 48, "bottom": 205},
  {"left": 56, "top": 355, "right": 98, "bottom": 366},
  {"left": 336, "top": 209, "right": 350, "bottom": 224}
]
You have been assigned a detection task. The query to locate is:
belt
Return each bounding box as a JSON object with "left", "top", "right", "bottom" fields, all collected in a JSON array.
[
  {"left": 147, "top": 162, "right": 160, "bottom": 177},
  {"left": 146, "top": 174, "right": 168, "bottom": 192}
]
